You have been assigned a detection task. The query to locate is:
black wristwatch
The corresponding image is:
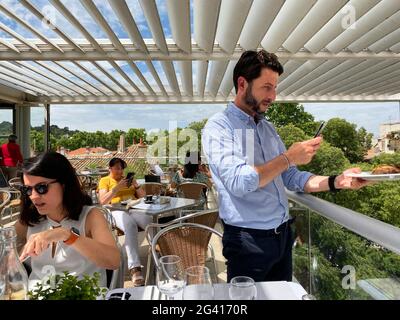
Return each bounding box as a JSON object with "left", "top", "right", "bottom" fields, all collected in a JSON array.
[{"left": 328, "top": 175, "right": 339, "bottom": 192}]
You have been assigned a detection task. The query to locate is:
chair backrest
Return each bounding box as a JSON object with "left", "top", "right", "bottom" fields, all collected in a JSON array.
[
  {"left": 176, "top": 182, "right": 208, "bottom": 201},
  {"left": 142, "top": 182, "right": 163, "bottom": 196},
  {"left": 145, "top": 174, "right": 161, "bottom": 183},
  {"left": 151, "top": 222, "right": 222, "bottom": 271},
  {"left": 0, "top": 169, "right": 9, "bottom": 188},
  {"left": 8, "top": 177, "right": 23, "bottom": 190},
  {"left": 144, "top": 209, "right": 219, "bottom": 243},
  {"left": 0, "top": 189, "right": 21, "bottom": 226}
]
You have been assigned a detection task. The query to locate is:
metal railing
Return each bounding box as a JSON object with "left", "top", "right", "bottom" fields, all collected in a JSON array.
[
  {"left": 287, "top": 190, "right": 400, "bottom": 254},
  {"left": 287, "top": 190, "right": 400, "bottom": 300}
]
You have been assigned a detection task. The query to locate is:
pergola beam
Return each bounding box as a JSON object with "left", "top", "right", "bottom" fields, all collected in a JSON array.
[
  {"left": 0, "top": 43, "right": 399, "bottom": 61},
  {"left": 37, "top": 94, "right": 400, "bottom": 105}
]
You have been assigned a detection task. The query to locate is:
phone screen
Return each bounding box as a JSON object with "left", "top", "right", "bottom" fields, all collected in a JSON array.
[
  {"left": 126, "top": 172, "right": 135, "bottom": 184},
  {"left": 314, "top": 121, "right": 326, "bottom": 138}
]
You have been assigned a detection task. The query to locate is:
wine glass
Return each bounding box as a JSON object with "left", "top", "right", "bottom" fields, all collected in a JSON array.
[
  {"left": 183, "top": 266, "right": 214, "bottom": 300},
  {"left": 229, "top": 276, "right": 257, "bottom": 300},
  {"left": 302, "top": 293, "right": 317, "bottom": 300},
  {"left": 156, "top": 255, "right": 185, "bottom": 300}
]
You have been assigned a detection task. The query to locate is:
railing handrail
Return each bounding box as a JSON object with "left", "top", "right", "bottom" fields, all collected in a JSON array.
[{"left": 286, "top": 190, "right": 400, "bottom": 255}]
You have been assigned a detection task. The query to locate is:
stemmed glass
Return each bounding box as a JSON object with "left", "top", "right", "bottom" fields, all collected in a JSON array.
[
  {"left": 183, "top": 266, "right": 214, "bottom": 300},
  {"left": 229, "top": 276, "right": 257, "bottom": 300},
  {"left": 156, "top": 255, "right": 185, "bottom": 300}
]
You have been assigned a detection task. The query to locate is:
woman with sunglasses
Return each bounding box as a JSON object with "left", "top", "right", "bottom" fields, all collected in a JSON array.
[
  {"left": 14, "top": 152, "right": 120, "bottom": 289},
  {"left": 98, "top": 157, "right": 150, "bottom": 287}
]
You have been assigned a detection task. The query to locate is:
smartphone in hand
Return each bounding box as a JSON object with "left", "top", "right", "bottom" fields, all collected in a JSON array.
[
  {"left": 314, "top": 121, "right": 326, "bottom": 138},
  {"left": 126, "top": 172, "right": 135, "bottom": 185}
]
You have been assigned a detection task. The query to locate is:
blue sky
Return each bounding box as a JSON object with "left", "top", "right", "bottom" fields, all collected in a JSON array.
[{"left": 24, "top": 101, "right": 399, "bottom": 138}]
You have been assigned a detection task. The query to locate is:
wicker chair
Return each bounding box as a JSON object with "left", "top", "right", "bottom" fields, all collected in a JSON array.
[
  {"left": 0, "top": 190, "right": 11, "bottom": 226},
  {"left": 151, "top": 222, "right": 222, "bottom": 270},
  {"left": 8, "top": 177, "right": 23, "bottom": 189},
  {"left": 141, "top": 182, "right": 163, "bottom": 196},
  {"left": 176, "top": 182, "right": 208, "bottom": 210},
  {"left": 144, "top": 209, "right": 220, "bottom": 284},
  {"left": 0, "top": 189, "right": 21, "bottom": 226}
]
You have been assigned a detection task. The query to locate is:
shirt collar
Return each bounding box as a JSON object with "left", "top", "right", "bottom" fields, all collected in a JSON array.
[{"left": 226, "top": 102, "right": 265, "bottom": 124}]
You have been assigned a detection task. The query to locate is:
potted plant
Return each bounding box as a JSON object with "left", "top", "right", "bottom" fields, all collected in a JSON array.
[{"left": 28, "top": 271, "right": 107, "bottom": 300}]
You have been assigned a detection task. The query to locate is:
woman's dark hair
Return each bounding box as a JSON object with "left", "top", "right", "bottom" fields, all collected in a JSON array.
[
  {"left": 19, "top": 151, "right": 92, "bottom": 226},
  {"left": 109, "top": 157, "right": 127, "bottom": 169},
  {"left": 183, "top": 151, "right": 201, "bottom": 179},
  {"left": 233, "top": 50, "right": 284, "bottom": 93}
]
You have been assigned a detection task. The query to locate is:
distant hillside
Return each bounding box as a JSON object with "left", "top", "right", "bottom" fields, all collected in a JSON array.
[
  {"left": 0, "top": 121, "right": 79, "bottom": 138},
  {"left": 0, "top": 121, "right": 13, "bottom": 135}
]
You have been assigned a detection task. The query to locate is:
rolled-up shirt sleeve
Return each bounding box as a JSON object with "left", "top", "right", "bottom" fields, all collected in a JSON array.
[{"left": 202, "top": 121, "right": 259, "bottom": 197}]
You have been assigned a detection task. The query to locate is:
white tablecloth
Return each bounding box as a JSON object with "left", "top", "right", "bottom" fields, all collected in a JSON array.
[{"left": 106, "top": 281, "right": 307, "bottom": 300}]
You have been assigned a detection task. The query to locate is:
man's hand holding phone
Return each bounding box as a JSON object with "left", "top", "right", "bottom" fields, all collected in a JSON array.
[{"left": 126, "top": 172, "right": 135, "bottom": 186}]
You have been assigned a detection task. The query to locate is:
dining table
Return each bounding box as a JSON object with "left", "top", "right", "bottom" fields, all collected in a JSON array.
[
  {"left": 104, "top": 196, "right": 198, "bottom": 222},
  {"left": 105, "top": 281, "right": 308, "bottom": 300}
]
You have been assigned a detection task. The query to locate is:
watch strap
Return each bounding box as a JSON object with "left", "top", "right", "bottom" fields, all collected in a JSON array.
[
  {"left": 64, "top": 228, "right": 79, "bottom": 245},
  {"left": 328, "top": 175, "right": 339, "bottom": 192}
]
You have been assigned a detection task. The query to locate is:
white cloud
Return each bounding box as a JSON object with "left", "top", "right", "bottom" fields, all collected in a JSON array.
[
  {"left": 29, "top": 104, "right": 226, "bottom": 132},
  {"left": 25, "top": 102, "right": 400, "bottom": 139}
]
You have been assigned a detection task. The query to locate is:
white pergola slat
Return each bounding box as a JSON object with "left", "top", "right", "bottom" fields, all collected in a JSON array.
[
  {"left": 262, "top": 0, "right": 317, "bottom": 52},
  {"left": 196, "top": 60, "right": 208, "bottom": 98},
  {"left": 0, "top": 61, "right": 69, "bottom": 95},
  {"left": 16, "top": 61, "right": 78, "bottom": 96},
  {"left": 0, "top": 3, "right": 63, "bottom": 52},
  {"left": 52, "top": 61, "right": 105, "bottom": 96},
  {"left": 239, "top": 0, "right": 284, "bottom": 51},
  {"left": 193, "top": 0, "right": 221, "bottom": 53},
  {"left": 0, "top": 0, "right": 398, "bottom": 105},
  {"left": 166, "top": 0, "right": 191, "bottom": 54},
  {"left": 19, "top": 0, "right": 84, "bottom": 53},
  {"left": 0, "top": 21, "right": 41, "bottom": 53},
  {"left": 34, "top": 61, "right": 89, "bottom": 96},
  {"left": 139, "top": 0, "right": 168, "bottom": 54}
]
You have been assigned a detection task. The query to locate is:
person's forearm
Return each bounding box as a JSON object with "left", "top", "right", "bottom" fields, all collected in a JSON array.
[
  {"left": 99, "top": 189, "right": 116, "bottom": 205},
  {"left": 70, "top": 236, "right": 120, "bottom": 269},
  {"left": 303, "top": 175, "right": 329, "bottom": 193},
  {"left": 254, "top": 154, "right": 290, "bottom": 188},
  {"left": 135, "top": 187, "right": 145, "bottom": 198}
]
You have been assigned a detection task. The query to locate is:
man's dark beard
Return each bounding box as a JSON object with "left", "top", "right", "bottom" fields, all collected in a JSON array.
[{"left": 244, "top": 83, "right": 264, "bottom": 115}]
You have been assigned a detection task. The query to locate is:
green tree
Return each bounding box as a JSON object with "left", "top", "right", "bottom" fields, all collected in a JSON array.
[
  {"left": 322, "top": 118, "right": 365, "bottom": 163},
  {"left": 126, "top": 128, "right": 146, "bottom": 145},
  {"left": 357, "top": 127, "right": 373, "bottom": 156},
  {"left": 266, "top": 102, "right": 317, "bottom": 136},
  {"left": 276, "top": 124, "right": 307, "bottom": 149}
]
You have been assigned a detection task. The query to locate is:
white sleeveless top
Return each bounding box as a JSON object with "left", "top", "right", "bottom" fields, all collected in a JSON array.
[{"left": 27, "top": 205, "right": 106, "bottom": 289}]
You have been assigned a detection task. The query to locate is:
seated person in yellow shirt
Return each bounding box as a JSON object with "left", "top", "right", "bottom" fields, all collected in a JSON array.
[{"left": 98, "top": 158, "right": 150, "bottom": 286}]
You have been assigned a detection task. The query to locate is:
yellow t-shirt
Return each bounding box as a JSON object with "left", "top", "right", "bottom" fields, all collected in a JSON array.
[{"left": 98, "top": 175, "right": 137, "bottom": 204}]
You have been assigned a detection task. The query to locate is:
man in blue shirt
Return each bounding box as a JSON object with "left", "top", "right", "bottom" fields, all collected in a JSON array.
[{"left": 202, "top": 50, "right": 370, "bottom": 282}]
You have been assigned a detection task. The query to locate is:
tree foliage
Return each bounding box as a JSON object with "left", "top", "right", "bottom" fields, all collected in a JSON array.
[
  {"left": 321, "top": 118, "right": 368, "bottom": 163},
  {"left": 278, "top": 120, "right": 400, "bottom": 300},
  {"left": 266, "top": 102, "right": 317, "bottom": 136}
]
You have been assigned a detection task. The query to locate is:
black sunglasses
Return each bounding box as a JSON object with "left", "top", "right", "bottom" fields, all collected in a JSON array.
[{"left": 21, "top": 180, "right": 58, "bottom": 196}]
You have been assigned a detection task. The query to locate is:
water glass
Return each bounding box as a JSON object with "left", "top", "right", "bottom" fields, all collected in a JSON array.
[
  {"left": 156, "top": 255, "right": 185, "bottom": 300},
  {"left": 302, "top": 293, "right": 317, "bottom": 300},
  {"left": 183, "top": 266, "right": 214, "bottom": 300},
  {"left": 229, "top": 276, "right": 257, "bottom": 300}
]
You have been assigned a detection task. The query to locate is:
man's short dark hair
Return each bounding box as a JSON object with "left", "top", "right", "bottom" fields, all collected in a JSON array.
[
  {"left": 109, "top": 157, "right": 127, "bottom": 169},
  {"left": 8, "top": 134, "right": 17, "bottom": 141},
  {"left": 233, "top": 50, "right": 284, "bottom": 93}
]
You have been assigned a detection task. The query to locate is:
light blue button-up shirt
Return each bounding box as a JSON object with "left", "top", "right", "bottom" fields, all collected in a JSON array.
[{"left": 202, "top": 102, "right": 313, "bottom": 230}]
